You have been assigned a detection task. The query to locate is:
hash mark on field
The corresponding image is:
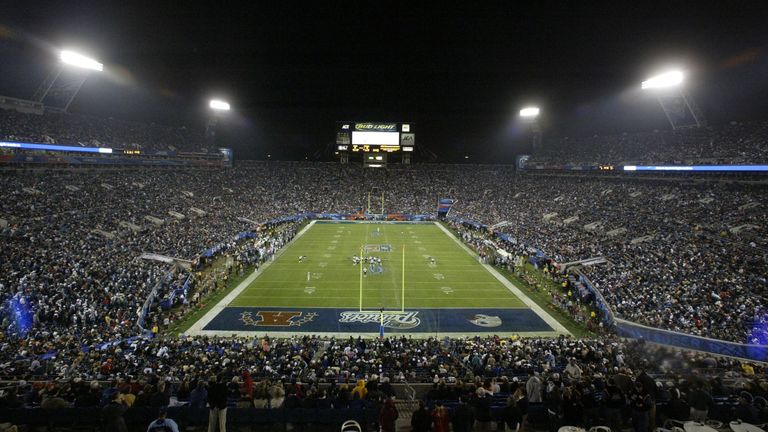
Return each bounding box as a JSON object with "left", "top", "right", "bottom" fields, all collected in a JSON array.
[
  {"left": 413, "top": 240, "right": 422, "bottom": 244},
  {"left": 331, "top": 239, "right": 338, "bottom": 243},
  {"left": 334, "top": 234, "right": 341, "bottom": 238},
  {"left": 433, "top": 273, "right": 445, "bottom": 280},
  {"left": 318, "top": 262, "right": 327, "bottom": 268},
  {"left": 418, "top": 247, "right": 426, "bottom": 251},
  {"left": 322, "top": 254, "right": 331, "bottom": 258},
  {"left": 441, "top": 286, "right": 454, "bottom": 294},
  {"left": 304, "top": 286, "right": 316, "bottom": 294},
  {"left": 327, "top": 246, "right": 336, "bottom": 250}
]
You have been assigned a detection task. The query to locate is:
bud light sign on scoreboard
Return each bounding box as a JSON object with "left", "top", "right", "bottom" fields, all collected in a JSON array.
[{"left": 336, "top": 122, "right": 414, "bottom": 153}]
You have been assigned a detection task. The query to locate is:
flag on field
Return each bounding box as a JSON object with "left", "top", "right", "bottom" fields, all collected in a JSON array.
[{"left": 437, "top": 198, "right": 456, "bottom": 218}]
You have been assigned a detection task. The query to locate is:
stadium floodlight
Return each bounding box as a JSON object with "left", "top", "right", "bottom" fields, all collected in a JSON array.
[
  {"left": 60, "top": 50, "right": 103, "bottom": 72},
  {"left": 519, "top": 107, "right": 540, "bottom": 118},
  {"left": 641, "top": 70, "right": 684, "bottom": 90},
  {"left": 209, "top": 99, "right": 231, "bottom": 111}
]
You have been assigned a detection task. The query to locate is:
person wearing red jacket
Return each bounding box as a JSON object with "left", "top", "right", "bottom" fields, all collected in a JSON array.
[
  {"left": 379, "top": 398, "right": 399, "bottom": 432},
  {"left": 431, "top": 402, "right": 450, "bottom": 432}
]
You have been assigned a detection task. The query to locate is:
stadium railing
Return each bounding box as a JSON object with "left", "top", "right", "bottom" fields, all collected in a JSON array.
[
  {"left": 573, "top": 268, "right": 616, "bottom": 326},
  {"left": 136, "top": 270, "right": 173, "bottom": 332}
]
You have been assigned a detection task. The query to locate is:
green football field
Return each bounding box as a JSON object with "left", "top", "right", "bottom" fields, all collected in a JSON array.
[{"left": 229, "top": 221, "right": 526, "bottom": 310}]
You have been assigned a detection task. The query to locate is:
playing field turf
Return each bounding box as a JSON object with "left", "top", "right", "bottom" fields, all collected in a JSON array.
[{"left": 229, "top": 221, "right": 526, "bottom": 310}]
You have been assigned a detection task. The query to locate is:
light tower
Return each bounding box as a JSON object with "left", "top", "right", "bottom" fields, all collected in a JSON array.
[
  {"left": 206, "top": 99, "right": 230, "bottom": 151},
  {"left": 641, "top": 70, "right": 706, "bottom": 129},
  {"left": 32, "top": 50, "right": 103, "bottom": 112},
  {"left": 519, "top": 106, "right": 542, "bottom": 152}
]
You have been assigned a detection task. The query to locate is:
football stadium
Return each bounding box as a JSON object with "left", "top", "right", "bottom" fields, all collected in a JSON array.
[{"left": 1, "top": 3, "right": 768, "bottom": 432}]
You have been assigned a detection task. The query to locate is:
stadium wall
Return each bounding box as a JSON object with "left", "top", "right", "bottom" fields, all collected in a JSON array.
[{"left": 616, "top": 318, "right": 768, "bottom": 362}]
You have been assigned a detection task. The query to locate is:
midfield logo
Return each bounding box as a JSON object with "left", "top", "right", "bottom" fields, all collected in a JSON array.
[
  {"left": 339, "top": 311, "right": 421, "bottom": 329},
  {"left": 239, "top": 311, "right": 318, "bottom": 327}
]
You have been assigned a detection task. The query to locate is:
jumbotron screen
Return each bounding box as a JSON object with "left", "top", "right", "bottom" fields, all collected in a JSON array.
[{"left": 336, "top": 122, "right": 414, "bottom": 153}]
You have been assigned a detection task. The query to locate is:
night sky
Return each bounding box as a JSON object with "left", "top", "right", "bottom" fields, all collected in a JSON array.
[{"left": 1, "top": 1, "right": 767, "bottom": 162}]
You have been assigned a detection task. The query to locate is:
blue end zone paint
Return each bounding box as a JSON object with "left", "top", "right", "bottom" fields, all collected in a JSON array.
[{"left": 203, "top": 307, "right": 553, "bottom": 333}]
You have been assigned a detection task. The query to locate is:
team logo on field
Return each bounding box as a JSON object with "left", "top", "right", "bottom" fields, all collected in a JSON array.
[
  {"left": 339, "top": 311, "right": 421, "bottom": 329},
  {"left": 468, "top": 314, "right": 502, "bottom": 328},
  {"left": 369, "top": 263, "right": 384, "bottom": 275},
  {"left": 240, "top": 311, "right": 318, "bottom": 327},
  {"left": 364, "top": 244, "right": 392, "bottom": 253}
]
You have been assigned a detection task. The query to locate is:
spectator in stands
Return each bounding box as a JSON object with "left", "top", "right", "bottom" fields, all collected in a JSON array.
[
  {"left": 206, "top": 375, "right": 228, "bottom": 432},
  {"left": 502, "top": 395, "right": 524, "bottom": 432},
  {"left": 666, "top": 388, "right": 690, "bottom": 421},
  {"left": 147, "top": 406, "right": 179, "bottom": 432},
  {"left": 190, "top": 381, "right": 208, "bottom": 409},
  {"left": 564, "top": 358, "right": 583, "bottom": 380},
  {"left": 451, "top": 397, "right": 474, "bottom": 432},
  {"left": 562, "top": 386, "right": 583, "bottom": 426},
  {"left": 689, "top": 382, "right": 714, "bottom": 422},
  {"left": 380, "top": 376, "right": 395, "bottom": 398},
  {"left": 100, "top": 392, "right": 128, "bottom": 432},
  {"left": 474, "top": 391, "right": 493, "bottom": 431},
  {"left": 604, "top": 378, "right": 626, "bottom": 432},
  {"left": 629, "top": 382, "right": 653, "bottom": 432},
  {"left": 526, "top": 372, "right": 543, "bottom": 403},
  {"left": 432, "top": 401, "right": 451, "bottom": 432},
  {"left": 580, "top": 383, "right": 600, "bottom": 429},
  {"left": 411, "top": 400, "right": 432, "bottom": 432},
  {"left": 733, "top": 392, "right": 759, "bottom": 423},
  {"left": 351, "top": 379, "right": 368, "bottom": 399},
  {"left": 544, "top": 378, "right": 563, "bottom": 432},
  {"left": 40, "top": 386, "right": 71, "bottom": 410},
  {"left": 378, "top": 398, "right": 399, "bottom": 432}
]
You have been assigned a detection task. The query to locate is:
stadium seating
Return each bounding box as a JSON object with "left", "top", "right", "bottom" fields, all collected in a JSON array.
[{"left": 2, "top": 111, "right": 768, "bottom": 430}]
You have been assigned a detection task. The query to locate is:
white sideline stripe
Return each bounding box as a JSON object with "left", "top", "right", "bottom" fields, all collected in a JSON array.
[
  {"left": 184, "top": 220, "right": 318, "bottom": 336},
  {"left": 434, "top": 222, "right": 571, "bottom": 336}
]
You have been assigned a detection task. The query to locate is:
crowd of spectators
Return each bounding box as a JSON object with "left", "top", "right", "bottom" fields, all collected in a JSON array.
[
  {"left": 527, "top": 120, "right": 768, "bottom": 165},
  {"left": 451, "top": 174, "right": 767, "bottom": 343},
  {"left": 1, "top": 163, "right": 766, "bottom": 362},
  {"left": 1, "top": 334, "right": 767, "bottom": 429},
  {"left": 0, "top": 109, "right": 207, "bottom": 154}
]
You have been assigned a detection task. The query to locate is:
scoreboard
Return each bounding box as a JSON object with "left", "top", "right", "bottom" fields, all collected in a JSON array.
[{"left": 336, "top": 122, "right": 414, "bottom": 153}]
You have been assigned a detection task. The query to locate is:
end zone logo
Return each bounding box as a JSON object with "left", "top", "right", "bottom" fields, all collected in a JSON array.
[
  {"left": 468, "top": 314, "right": 502, "bottom": 328},
  {"left": 339, "top": 311, "right": 421, "bottom": 329},
  {"left": 240, "top": 311, "right": 318, "bottom": 327}
]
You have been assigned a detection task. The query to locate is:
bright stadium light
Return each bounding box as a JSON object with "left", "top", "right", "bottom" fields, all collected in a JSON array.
[
  {"left": 60, "top": 50, "right": 103, "bottom": 72},
  {"left": 641, "top": 70, "right": 684, "bottom": 90},
  {"left": 519, "top": 107, "right": 540, "bottom": 118},
  {"left": 209, "top": 99, "right": 231, "bottom": 111}
]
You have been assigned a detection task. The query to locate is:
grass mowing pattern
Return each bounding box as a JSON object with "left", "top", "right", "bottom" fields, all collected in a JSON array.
[{"left": 229, "top": 222, "right": 526, "bottom": 310}]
